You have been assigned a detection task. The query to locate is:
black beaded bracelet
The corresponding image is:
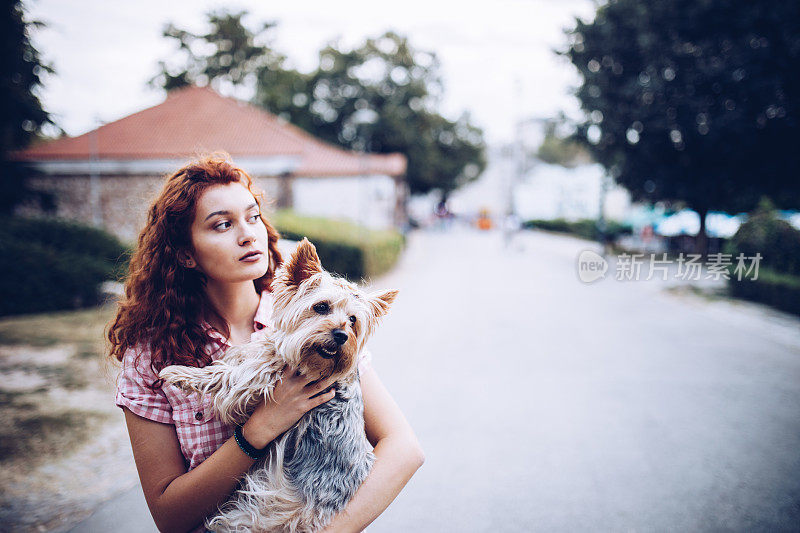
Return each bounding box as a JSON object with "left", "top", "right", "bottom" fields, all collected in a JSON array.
[{"left": 234, "top": 425, "right": 267, "bottom": 460}]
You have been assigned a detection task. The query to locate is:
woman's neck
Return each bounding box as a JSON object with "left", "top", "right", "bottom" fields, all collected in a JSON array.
[{"left": 204, "top": 280, "right": 260, "bottom": 333}]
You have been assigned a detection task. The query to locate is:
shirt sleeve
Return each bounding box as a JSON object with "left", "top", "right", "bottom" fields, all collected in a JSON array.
[{"left": 115, "top": 345, "right": 173, "bottom": 424}]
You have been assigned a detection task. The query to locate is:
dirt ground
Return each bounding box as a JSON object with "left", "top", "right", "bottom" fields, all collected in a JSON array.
[{"left": 0, "top": 304, "right": 138, "bottom": 533}]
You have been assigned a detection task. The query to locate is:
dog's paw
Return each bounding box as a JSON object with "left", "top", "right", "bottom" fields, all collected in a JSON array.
[{"left": 159, "top": 365, "right": 205, "bottom": 392}]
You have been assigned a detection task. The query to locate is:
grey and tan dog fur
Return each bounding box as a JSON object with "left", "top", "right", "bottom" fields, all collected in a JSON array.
[{"left": 159, "top": 238, "right": 398, "bottom": 532}]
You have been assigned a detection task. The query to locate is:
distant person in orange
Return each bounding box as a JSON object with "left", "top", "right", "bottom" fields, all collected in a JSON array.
[{"left": 477, "top": 208, "right": 493, "bottom": 230}]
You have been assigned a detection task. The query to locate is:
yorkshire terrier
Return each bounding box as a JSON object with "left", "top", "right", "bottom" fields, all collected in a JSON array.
[{"left": 160, "top": 238, "right": 397, "bottom": 532}]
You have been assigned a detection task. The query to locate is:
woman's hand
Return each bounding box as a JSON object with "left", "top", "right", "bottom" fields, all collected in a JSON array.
[{"left": 242, "top": 366, "right": 336, "bottom": 448}]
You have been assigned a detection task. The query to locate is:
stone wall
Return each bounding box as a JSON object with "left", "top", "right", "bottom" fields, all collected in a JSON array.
[{"left": 18, "top": 174, "right": 283, "bottom": 244}]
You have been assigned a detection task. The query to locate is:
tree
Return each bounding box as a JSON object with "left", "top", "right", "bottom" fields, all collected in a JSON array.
[
  {"left": 564, "top": 0, "right": 800, "bottom": 253},
  {"left": 536, "top": 120, "right": 592, "bottom": 168},
  {"left": 0, "top": 0, "right": 55, "bottom": 213},
  {"left": 256, "top": 32, "right": 486, "bottom": 195},
  {"left": 154, "top": 14, "right": 486, "bottom": 196},
  {"left": 150, "top": 10, "right": 285, "bottom": 94}
]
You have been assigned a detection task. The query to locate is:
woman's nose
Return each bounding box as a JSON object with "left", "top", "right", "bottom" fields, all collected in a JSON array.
[{"left": 238, "top": 224, "right": 257, "bottom": 245}]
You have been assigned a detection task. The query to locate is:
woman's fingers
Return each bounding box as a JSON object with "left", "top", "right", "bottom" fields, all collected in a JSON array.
[
  {"left": 306, "top": 375, "right": 338, "bottom": 393},
  {"left": 309, "top": 387, "right": 336, "bottom": 406},
  {"left": 280, "top": 366, "right": 336, "bottom": 404},
  {"left": 283, "top": 366, "right": 305, "bottom": 382}
]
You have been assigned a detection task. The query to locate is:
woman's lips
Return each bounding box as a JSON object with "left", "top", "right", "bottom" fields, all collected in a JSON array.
[{"left": 239, "top": 252, "right": 263, "bottom": 262}]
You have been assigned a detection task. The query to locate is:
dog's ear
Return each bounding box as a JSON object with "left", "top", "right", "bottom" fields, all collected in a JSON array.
[
  {"left": 367, "top": 289, "right": 398, "bottom": 317},
  {"left": 285, "top": 238, "right": 323, "bottom": 287}
]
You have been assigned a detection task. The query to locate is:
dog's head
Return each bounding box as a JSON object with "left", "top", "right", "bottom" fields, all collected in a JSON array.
[{"left": 270, "top": 238, "right": 397, "bottom": 383}]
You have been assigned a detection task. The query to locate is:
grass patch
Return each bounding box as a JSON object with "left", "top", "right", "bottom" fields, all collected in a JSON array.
[
  {"left": 0, "top": 303, "right": 120, "bottom": 465},
  {"left": 664, "top": 284, "right": 730, "bottom": 302},
  {"left": 0, "top": 304, "right": 115, "bottom": 351},
  {"left": 0, "top": 410, "right": 110, "bottom": 464},
  {"left": 36, "top": 363, "right": 90, "bottom": 390}
]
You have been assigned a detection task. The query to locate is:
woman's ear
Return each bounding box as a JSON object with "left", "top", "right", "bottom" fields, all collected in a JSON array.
[{"left": 178, "top": 250, "right": 197, "bottom": 269}]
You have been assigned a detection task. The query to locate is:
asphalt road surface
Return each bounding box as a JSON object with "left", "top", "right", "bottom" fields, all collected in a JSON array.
[{"left": 73, "top": 228, "right": 800, "bottom": 532}]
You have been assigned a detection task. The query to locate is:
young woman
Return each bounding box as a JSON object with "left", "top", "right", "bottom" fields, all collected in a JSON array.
[{"left": 108, "top": 154, "right": 424, "bottom": 533}]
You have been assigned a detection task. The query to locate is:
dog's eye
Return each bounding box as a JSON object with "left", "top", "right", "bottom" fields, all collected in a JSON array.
[
  {"left": 313, "top": 302, "right": 330, "bottom": 314},
  {"left": 349, "top": 315, "right": 356, "bottom": 325}
]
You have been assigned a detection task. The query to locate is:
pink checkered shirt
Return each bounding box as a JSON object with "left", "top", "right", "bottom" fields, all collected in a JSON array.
[{"left": 115, "top": 290, "right": 372, "bottom": 471}]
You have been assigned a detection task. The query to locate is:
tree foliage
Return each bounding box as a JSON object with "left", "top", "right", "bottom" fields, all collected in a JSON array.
[
  {"left": 0, "top": 0, "right": 55, "bottom": 213},
  {"left": 564, "top": 0, "right": 800, "bottom": 220},
  {"left": 150, "top": 10, "right": 285, "bottom": 92},
  {"left": 270, "top": 32, "right": 486, "bottom": 195},
  {"left": 154, "top": 13, "right": 486, "bottom": 195},
  {"left": 536, "top": 121, "right": 592, "bottom": 168}
]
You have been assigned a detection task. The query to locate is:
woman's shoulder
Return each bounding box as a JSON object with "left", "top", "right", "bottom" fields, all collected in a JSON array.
[
  {"left": 119, "top": 341, "right": 157, "bottom": 375},
  {"left": 115, "top": 341, "right": 174, "bottom": 424}
]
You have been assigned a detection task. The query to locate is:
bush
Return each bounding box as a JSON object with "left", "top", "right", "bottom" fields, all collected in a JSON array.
[
  {"left": 723, "top": 198, "right": 800, "bottom": 277},
  {"left": 724, "top": 198, "right": 800, "bottom": 316},
  {"left": 0, "top": 217, "right": 131, "bottom": 316},
  {"left": 728, "top": 267, "right": 800, "bottom": 317},
  {"left": 271, "top": 210, "right": 404, "bottom": 281},
  {"left": 522, "top": 218, "right": 632, "bottom": 241}
]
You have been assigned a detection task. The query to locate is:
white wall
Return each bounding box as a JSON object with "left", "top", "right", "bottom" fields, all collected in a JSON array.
[
  {"left": 291, "top": 175, "right": 397, "bottom": 229},
  {"left": 513, "top": 163, "right": 631, "bottom": 222}
]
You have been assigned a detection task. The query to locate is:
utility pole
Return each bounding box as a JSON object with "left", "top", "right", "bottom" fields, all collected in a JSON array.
[
  {"left": 351, "top": 108, "right": 379, "bottom": 236},
  {"left": 88, "top": 117, "right": 103, "bottom": 228}
]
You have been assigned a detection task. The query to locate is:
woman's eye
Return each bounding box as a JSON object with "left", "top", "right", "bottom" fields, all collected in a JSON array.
[
  {"left": 349, "top": 315, "right": 356, "bottom": 325},
  {"left": 313, "top": 302, "right": 330, "bottom": 314},
  {"left": 214, "top": 221, "right": 231, "bottom": 230},
  {"left": 249, "top": 213, "right": 261, "bottom": 223}
]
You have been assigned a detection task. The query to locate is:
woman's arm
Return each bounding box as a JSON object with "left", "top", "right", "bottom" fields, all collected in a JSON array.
[
  {"left": 319, "top": 365, "right": 425, "bottom": 533},
  {"left": 125, "top": 408, "right": 259, "bottom": 532},
  {"left": 125, "top": 370, "right": 337, "bottom": 533}
]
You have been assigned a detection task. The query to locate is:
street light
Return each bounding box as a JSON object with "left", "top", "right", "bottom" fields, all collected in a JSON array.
[{"left": 89, "top": 116, "right": 104, "bottom": 228}]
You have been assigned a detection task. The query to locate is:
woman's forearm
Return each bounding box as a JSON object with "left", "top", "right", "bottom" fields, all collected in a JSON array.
[
  {"left": 125, "top": 408, "right": 279, "bottom": 533},
  {"left": 144, "top": 436, "right": 259, "bottom": 532},
  {"left": 320, "top": 434, "right": 425, "bottom": 533}
]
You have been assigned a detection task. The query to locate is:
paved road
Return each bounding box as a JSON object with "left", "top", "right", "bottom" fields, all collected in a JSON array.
[{"left": 73, "top": 228, "right": 800, "bottom": 532}]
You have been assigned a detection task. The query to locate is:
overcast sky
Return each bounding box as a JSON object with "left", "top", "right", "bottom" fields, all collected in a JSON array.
[{"left": 26, "top": 0, "right": 595, "bottom": 145}]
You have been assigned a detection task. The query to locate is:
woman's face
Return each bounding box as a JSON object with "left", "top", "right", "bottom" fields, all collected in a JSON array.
[{"left": 187, "top": 181, "right": 270, "bottom": 284}]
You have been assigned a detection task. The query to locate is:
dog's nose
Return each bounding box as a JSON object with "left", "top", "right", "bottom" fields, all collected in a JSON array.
[{"left": 332, "top": 329, "right": 348, "bottom": 346}]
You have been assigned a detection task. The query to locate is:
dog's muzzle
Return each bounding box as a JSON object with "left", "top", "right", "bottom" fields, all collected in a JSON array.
[{"left": 316, "top": 344, "right": 339, "bottom": 359}]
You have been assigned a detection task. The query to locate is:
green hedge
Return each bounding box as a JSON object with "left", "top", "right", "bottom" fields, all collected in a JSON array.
[
  {"left": 522, "top": 218, "right": 632, "bottom": 241},
  {"left": 723, "top": 199, "right": 800, "bottom": 277},
  {"left": 724, "top": 199, "right": 800, "bottom": 316},
  {"left": 0, "top": 217, "right": 130, "bottom": 316},
  {"left": 728, "top": 267, "right": 800, "bottom": 316},
  {"left": 271, "top": 210, "right": 404, "bottom": 281}
]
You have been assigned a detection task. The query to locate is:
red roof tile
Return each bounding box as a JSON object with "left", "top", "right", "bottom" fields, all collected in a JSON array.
[{"left": 15, "top": 86, "right": 406, "bottom": 177}]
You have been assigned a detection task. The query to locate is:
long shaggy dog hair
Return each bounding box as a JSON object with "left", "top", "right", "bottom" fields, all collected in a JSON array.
[{"left": 160, "top": 238, "right": 397, "bottom": 532}]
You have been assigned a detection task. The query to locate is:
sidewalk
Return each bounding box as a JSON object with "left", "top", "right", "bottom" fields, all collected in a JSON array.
[{"left": 69, "top": 487, "right": 154, "bottom": 533}]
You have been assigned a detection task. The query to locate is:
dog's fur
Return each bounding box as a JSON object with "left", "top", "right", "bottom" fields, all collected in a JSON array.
[{"left": 159, "top": 238, "right": 397, "bottom": 532}]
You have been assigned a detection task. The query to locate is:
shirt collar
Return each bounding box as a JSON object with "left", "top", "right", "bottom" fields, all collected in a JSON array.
[
  {"left": 253, "top": 290, "right": 273, "bottom": 332},
  {"left": 203, "top": 290, "right": 274, "bottom": 349}
]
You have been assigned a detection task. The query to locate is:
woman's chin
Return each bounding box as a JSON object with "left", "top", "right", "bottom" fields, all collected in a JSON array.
[
  {"left": 241, "top": 262, "right": 270, "bottom": 280},
  {"left": 207, "top": 266, "right": 269, "bottom": 284}
]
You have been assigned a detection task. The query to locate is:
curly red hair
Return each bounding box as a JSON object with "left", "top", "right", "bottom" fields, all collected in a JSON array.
[{"left": 107, "top": 154, "right": 282, "bottom": 386}]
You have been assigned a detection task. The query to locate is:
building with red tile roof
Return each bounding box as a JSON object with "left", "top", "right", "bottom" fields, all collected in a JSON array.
[{"left": 15, "top": 86, "right": 408, "bottom": 240}]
